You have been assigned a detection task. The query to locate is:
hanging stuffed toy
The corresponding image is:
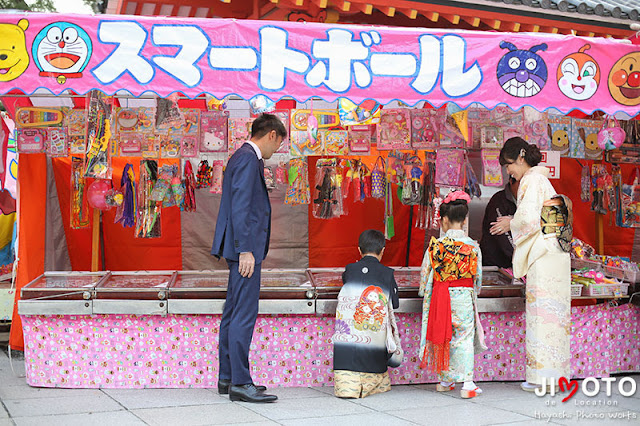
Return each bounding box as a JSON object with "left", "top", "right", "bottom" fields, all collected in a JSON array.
[{"left": 183, "top": 160, "right": 197, "bottom": 212}]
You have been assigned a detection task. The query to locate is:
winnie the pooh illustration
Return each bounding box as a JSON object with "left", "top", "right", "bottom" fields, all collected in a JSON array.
[{"left": 0, "top": 19, "right": 29, "bottom": 82}]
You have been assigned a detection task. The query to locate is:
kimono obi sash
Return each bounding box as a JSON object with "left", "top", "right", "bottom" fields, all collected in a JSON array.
[
  {"left": 428, "top": 237, "right": 478, "bottom": 282},
  {"left": 540, "top": 194, "right": 573, "bottom": 253}
]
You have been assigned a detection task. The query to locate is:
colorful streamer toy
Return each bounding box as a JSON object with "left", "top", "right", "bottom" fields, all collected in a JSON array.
[
  {"left": 135, "top": 159, "right": 162, "bottom": 238},
  {"left": 70, "top": 156, "right": 89, "bottom": 229},
  {"left": 84, "top": 91, "right": 113, "bottom": 179}
]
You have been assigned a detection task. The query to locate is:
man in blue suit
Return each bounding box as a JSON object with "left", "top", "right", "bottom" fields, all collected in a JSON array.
[{"left": 211, "top": 113, "right": 286, "bottom": 403}]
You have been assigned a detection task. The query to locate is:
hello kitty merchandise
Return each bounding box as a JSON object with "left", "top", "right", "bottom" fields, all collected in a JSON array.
[{"left": 200, "top": 111, "right": 229, "bottom": 152}]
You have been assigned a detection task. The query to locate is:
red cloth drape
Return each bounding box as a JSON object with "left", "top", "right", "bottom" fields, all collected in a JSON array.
[
  {"left": 9, "top": 154, "right": 47, "bottom": 351},
  {"left": 51, "top": 157, "right": 183, "bottom": 271}
]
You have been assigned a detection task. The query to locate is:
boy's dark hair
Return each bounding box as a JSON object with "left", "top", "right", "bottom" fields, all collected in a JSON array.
[
  {"left": 499, "top": 136, "right": 542, "bottom": 167},
  {"left": 439, "top": 199, "right": 469, "bottom": 224},
  {"left": 251, "top": 113, "right": 288, "bottom": 139},
  {"left": 359, "top": 229, "right": 385, "bottom": 255}
]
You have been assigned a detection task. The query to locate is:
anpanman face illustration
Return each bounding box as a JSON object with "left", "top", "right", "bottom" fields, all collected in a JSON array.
[{"left": 608, "top": 52, "right": 640, "bottom": 106}]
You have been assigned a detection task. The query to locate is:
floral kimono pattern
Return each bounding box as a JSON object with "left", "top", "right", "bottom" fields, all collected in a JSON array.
[
  {"left": 419, "top": 229, "right": 482, "bottom": 382},
  {"left": 511, "top": 166, "right": 570, "bottom": 386}
]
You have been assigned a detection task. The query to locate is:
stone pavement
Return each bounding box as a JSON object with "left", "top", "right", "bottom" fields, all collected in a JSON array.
[{"left": 1, "top": 348, "right": 638, "bottom": 425}]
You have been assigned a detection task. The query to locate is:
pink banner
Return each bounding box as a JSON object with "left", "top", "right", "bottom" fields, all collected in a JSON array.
[{"left": 1, "top": 13, "right": 639, "bottom": 114}]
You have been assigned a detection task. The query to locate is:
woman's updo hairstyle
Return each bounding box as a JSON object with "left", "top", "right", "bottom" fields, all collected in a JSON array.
[
  {"left": 499, "top": 137, "right": 542, "bottom": 167},
  {"left": 439, "top": 191, "right": 470, "bottom": 224}
]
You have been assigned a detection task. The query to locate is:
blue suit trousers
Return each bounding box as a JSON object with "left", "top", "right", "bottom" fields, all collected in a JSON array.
[{"left": 218, "top": 259, "right": 261, "bottom": 385}]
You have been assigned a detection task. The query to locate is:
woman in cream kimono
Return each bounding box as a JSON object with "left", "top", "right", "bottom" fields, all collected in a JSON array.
[
  {"left": 419, "top": 191, "right": 485, "bottom": 399},
  {"left": 492, "top": 137, "right": 571, "bottom": 392}
]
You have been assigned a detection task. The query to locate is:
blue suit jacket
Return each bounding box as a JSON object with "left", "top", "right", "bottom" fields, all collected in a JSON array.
[{"left": 211, "top": 143, "right": 271, "bottom": 263}]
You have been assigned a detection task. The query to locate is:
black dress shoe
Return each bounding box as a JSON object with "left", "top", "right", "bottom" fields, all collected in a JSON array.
[
  {"left": 229, "top": 384, "right": 277, "bottom": 403},
  {"left": 218, "top": 379, "right": 267, "bottom": 395}
]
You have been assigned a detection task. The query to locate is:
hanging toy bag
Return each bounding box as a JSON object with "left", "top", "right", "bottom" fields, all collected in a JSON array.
[
  {"left": 371, "top": 156, "right": 387, "bottom": 199},
  {"left": 597, "top": 116, "right": 625, "bottom": 151}
]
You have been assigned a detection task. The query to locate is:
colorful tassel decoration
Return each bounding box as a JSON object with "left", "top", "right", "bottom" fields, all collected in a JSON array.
[{"left": 115, "top": 163, "right": 136, "bottom": 228}]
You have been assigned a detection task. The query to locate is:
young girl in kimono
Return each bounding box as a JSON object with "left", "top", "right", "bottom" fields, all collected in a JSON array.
[
  {"left": 492, "top": 137, "right": 570, "bottom": 392},
  {"left": 419, "top": 191, "right": 483, "bottom": 399}
]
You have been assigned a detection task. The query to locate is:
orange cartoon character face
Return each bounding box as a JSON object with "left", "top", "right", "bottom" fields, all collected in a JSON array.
[
  {"left": 557, "top": 44, "right": 600, "bottom": 101},
  {"left": 609, "top": 52, "right": 640, "bottom": 106}
]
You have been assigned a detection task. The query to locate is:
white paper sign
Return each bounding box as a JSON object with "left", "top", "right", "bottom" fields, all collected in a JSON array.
[{"left": 540, "top": 150, "right": 560, "bottom": 179}]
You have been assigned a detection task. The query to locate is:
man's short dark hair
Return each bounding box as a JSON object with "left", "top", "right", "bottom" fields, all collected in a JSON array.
[
  {"left": 359, "top": 229, "right": 385, "bottom": 255},
  {"left": 251, "top": 113, "right": 288, "bottom": 139}
]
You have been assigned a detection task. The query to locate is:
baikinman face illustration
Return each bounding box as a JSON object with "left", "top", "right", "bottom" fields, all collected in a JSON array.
[
  {"left": 497, "top": 41, "right": 548, "bottom": 98},
  {"left": 32, "top": 22, "right": 92, "bottom": 84},
  {"left": 557, "top": 44, "right": 600, "bottom": 101}
]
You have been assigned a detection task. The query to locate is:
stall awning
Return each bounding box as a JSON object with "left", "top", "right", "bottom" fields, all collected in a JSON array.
[{"left": 1, "top": 13, "right": 639, "bottom": 115}]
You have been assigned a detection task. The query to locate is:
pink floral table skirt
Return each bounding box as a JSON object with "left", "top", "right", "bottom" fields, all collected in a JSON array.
[{"left": 20, "top": 304, "right": 640, "bottom": 388}]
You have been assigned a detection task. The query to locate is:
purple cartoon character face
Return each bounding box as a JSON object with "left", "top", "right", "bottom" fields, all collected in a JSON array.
[{"left": 497, "top": 42, "right": 548, "bottom": 97}]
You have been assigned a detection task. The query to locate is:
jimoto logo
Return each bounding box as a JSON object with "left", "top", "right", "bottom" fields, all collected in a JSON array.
[{"left": 535, "top": 376, "right": 637, "bottom": 402}]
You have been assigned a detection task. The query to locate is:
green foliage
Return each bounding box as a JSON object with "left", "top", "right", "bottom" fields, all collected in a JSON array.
[{"left": 0, "top": 0, "right": 56, "bottom": 12}]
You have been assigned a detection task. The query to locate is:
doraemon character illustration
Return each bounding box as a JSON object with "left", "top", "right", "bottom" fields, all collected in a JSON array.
[
  {"left": 497, "top": 42, "right": 548, "bottom": 97},
  {"left": 32, "top": 22, "right": 92, "bottom": 84},
  {"left": 548, "top": 124, "right": 569, "bottom": 155},
  {"left": 557, "top": 44, "right": 600, "bottom": 101},
  {"left": 608, "top": 52, "right": 640, "bottom": 106},
  {"left": 0, "top": 19, "right": 30, "bottom": 82}
]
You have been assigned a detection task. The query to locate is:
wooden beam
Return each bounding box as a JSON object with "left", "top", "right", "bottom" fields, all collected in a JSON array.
[
  {"left": 486, "top": 19, "right": 501, "bottom": 30},
  {"left": 441, "top": 14, "right": 460, "bottom": 25},
  {"left": 378, "top": 6, "right": 395, "bottom": 17},
  {"left": 521, "top": 24, "right": 540, "bottom": 32},
  {"left": 310, "top": 0, "right": 328, "bottom": 7},
  {"left": 462, "top": 16, "right": 481, "bottom": 27},
  {"left": 423, "top": 11, "right": 439, "bottom": 22},
  {"left": 508, "top": 22, "right": 521, "bottom": 32},
  {"left": 353, "top": 3, "right": 373, "bottom": 14},
  {"left": 399, "top": 8, "right": 418, "bottom": 19},
  {"left": 334, "top": 0, "right": 350, "bottom": 12}
]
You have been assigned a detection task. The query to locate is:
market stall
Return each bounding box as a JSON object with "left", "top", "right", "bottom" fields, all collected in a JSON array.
[{"left": 1, "top": 12, "right": 639, "bottom": 388}]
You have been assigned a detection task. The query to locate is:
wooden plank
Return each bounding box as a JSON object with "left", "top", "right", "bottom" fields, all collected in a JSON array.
[{"left": 91, "top": 209, "right": 100, "bottom": 272}]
